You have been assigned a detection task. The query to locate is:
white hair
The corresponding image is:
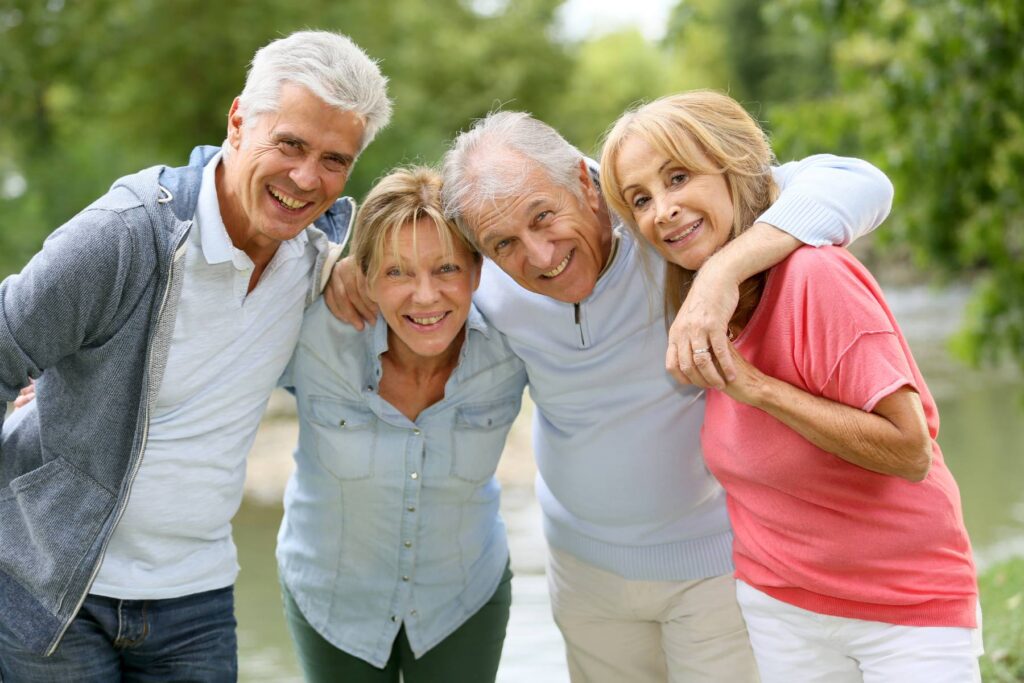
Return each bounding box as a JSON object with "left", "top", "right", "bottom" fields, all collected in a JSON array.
[
  {"left": 440, "top": 111, "right": 585, "bottom": 248},
  {"left": 236, "top": 30, "right": 392, "bottom": 152}
]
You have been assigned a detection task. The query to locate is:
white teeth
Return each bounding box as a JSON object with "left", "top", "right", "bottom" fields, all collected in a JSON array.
[
  {"left": 667, "top": 218, "right": 702, "bottom": 243},
  {"left": 410, "top": 314, "right": 445, "bottom": 325},
  {"left": 270, "top": 187, "right": 307, "bottom": 210},
  {"left": 542, "top": 253, "right": 571, "bottom": 278}
]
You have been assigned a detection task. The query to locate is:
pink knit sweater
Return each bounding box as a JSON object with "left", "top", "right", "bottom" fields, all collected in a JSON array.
[{"left": 703, "top": 246, "right": 977, "bottom": 627}]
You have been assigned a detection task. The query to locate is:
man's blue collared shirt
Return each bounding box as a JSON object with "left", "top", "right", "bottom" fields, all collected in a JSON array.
[{"left": 277, "top": 299, "right": 526, "bottom": 667}]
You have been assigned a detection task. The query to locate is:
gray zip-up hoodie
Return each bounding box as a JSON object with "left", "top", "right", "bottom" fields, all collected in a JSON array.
[{"left": 0, "top": 145, "right": 353, "bottom": 655}]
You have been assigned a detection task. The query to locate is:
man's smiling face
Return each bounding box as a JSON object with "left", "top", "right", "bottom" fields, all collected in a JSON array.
[
  {"left": 466, "top": 159, "right": 613, "bottom": 304},
  {"left": 220, "top": 82, "right": 365, "bottom": 248}
]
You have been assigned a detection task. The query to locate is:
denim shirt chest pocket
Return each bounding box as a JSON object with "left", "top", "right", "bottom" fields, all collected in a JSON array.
[
  {"left": 304, "top": 395, "right": 377, "bottom": 480},
  {"left": 449, "top": 398, "right": 520, "bottom": 483}
]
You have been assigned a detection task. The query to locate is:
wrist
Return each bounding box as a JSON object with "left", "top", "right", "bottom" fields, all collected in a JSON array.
[{"left": 696, "top": 250, "right": 744, "bottom": 290}]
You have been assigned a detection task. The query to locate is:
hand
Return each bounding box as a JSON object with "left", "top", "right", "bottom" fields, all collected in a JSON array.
[
  {"left": 665, "top": 269, "right": 738, "bottom": 389},
  {"left": 323, "top": 256, "right": 377, "bottom": 330},
  {"left": 717, "top": 344, "right": 768, "bottom": 406},
  {"left": 13, "top": 380, "right": 36, "bottom": 410}
]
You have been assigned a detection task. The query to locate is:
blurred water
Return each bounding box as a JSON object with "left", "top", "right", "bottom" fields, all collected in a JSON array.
[{"left": 231, "top": 283, "right": 1024, "bottom": 681}]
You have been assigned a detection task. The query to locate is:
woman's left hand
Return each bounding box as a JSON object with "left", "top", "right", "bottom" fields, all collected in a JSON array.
[{"left": 717, "top": 345, "right": 768, "bottom": 407}]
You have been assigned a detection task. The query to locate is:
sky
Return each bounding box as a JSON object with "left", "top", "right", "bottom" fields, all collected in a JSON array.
[{"left": 556, "top": 0, "right": 677, "bottom": 41}]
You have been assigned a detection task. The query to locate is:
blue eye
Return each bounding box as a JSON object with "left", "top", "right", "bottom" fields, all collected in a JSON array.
[
  {"left": 493, "top": 238, "right": 512, "bottom": 253},
  {"left": 670, "top": 172, "right": 689, "bottom": 185},
  {"left": 632, "top": 195, "right": 650, "bottom": 210},
  {"left": 438, "top": 263, "right": 460, "bottom": 274}
]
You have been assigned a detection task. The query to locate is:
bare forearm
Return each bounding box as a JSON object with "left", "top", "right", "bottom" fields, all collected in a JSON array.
[
  {"left": 745, "top": 376, "right": 932, "bottom": 481},
  {"left": 700, "top": 222, "right": 801, "bottom": 288}
]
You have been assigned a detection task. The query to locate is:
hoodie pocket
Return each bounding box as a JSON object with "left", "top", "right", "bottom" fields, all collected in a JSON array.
[{"left": 0, "top": 457, "right": 115, "bottom": 613}]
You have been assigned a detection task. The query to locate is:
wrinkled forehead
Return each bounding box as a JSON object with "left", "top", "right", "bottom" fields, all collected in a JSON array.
[{"left": 462, "top": 160, "right": 562, "bottom": 231}]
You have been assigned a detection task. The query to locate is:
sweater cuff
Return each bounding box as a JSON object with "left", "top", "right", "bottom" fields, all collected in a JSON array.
[{"left": 757, "top": 189, "right": 851, "bottom": 247}]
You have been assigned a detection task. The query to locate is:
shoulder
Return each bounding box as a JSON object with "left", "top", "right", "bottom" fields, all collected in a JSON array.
[{"left": 773, "top": 245, "right": 868, "bottom": 292}]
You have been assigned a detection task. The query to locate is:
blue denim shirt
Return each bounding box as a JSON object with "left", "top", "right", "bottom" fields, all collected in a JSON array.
[{"left": 277, "top": 299, "right": 526, "bottom": 667}]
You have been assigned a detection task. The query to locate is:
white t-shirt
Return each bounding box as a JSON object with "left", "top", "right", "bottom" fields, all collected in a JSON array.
[{"left": 91, "top": 152, "right": 317, "bottom": 599}]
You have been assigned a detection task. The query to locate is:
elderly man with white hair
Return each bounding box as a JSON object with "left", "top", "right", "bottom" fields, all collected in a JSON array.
[
  {"left": 328, "top": 110, "right": 892, "bottom": 682},
  {"left": 0, "top": 30, "right": 390, "bottom": 681}
]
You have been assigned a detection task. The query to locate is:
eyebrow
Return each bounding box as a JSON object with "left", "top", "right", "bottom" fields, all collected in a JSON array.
[{"left": 620, "top": 158, "right": 673, "bottom": 195}]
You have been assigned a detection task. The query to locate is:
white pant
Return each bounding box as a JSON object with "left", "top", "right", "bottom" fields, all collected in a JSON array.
[
  {"left": 736, "top": 580, "right": 982, "bottom": 683},
  {"left": 546, "top": 546, "right": 759, "bottom": 682}
]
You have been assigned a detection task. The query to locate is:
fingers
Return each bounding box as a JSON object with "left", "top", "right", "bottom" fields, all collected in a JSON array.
[
  {"left": 13, "top": 382, "right": 35, "bottom": 410},
  {"left": 324, "top": 257, "right": 377, "bottom": 330},
  {"left": 709, "top": 327, "right": 736, "bottom": 383},
  {"left": 690, "top": 340, "right": 725, "bottom": 389}
]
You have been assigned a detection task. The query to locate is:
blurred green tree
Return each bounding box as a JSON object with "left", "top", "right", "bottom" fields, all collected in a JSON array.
[
  {"left": 0, "top": 0, "right": 571, "bottom": 274},
  {"left": 765, "top": 0, "right": 1024, "bottom": 371}
]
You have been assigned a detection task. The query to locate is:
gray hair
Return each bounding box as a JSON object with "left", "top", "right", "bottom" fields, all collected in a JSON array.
[
  {"left": 236, "top": 30, "right": 392, "bottom": 152},
  {"left": 440, "top": 111, "right": 585, "bottom": 249}
]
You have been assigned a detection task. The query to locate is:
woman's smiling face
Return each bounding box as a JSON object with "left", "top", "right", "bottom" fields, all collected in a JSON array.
[
  {"left": 613, "top": 134, "right": 735, "bottom": 272},
  {"left": 369, "top": 217, "right": 481, "bottom": 360}
]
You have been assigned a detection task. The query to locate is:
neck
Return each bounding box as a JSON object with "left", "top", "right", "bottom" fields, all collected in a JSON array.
[{"left": 214, "top": 157, "right": 280, "bottom": 273}]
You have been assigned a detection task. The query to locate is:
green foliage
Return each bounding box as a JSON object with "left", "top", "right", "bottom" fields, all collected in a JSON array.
[
  {"left": 0, "top": 0, "right": 571, "bottom": 274},
  {"left": 548, "top": 29, "right": 689, "bottom": 155},
  {"left": 765, "top": 0, "right": 1024, "bottom": 372},
  {"left": 979, "top": 557, "right": 1024, "bottom": 681}
]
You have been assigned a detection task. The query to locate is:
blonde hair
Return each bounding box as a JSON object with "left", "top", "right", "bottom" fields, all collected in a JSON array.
[
  {"left": 600, "top": 90, "right": 779, "bottom": 321},
  {"left": 352, "top": 166, "right": 480, "bottom": 282}
]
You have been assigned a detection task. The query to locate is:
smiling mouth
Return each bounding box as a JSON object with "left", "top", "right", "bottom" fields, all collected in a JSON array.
[
  {"left": 405, "top": 312, "right": 449, "bottom": 327},
  {"left": 541, "top": 250, "right": 573, "bottom": 278},
  {"left": 268, "top": 186, "right": 311, "bottom": 211},
  {"left": 665, "top": 218, "right": 703, "bottom": 244}
]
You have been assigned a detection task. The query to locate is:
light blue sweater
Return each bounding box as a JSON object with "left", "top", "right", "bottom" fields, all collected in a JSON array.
[{"left": 473, "top": 155, "right": 894, "bottom": 580}]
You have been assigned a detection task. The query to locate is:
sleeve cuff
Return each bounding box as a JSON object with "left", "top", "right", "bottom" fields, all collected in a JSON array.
[{"left": 757, "top": 189, "right": 853, "bottom": 247}]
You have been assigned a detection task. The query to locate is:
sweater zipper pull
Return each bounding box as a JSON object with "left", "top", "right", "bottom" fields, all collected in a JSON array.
[{"left": 574, "top": 303, "right": 585, "bottom": 346}]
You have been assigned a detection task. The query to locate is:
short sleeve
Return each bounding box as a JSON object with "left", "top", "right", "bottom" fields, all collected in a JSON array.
[
  {"left": 775, "top": 247, "right": 916, "bottom": 413},
  {"left": 821, "top": 331, "right": 917, "bottom": 412}
]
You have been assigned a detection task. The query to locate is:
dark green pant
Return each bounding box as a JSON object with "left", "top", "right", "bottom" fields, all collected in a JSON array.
[{"left": 282, "top": 566, "right": 512, "bottom": 683}]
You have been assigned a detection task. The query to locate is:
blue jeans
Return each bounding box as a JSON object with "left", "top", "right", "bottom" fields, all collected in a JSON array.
[{"left": 0, "top": 586, "right": 237, "bottom": 682}]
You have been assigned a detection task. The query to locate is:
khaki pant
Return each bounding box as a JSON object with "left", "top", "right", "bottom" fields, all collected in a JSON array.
[{"left": 547, "top": 546, "right": 759, "bottom": 683}]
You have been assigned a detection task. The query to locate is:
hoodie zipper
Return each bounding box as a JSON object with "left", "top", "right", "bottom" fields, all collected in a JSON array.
[{"left": 47, "top": 228, "right": 191, "bottom": 655}]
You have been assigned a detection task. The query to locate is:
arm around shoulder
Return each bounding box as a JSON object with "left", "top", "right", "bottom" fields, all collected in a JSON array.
[{"left": 762, "top": 154, "right": 894, "bottom": 247}]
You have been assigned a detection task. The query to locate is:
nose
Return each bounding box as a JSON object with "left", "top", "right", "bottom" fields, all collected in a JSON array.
[
  {"left": 655, "top": 195, "right": 680, "bottom": 226},
  {"left": 522, "top": 232, "right": 556, "bottom": 269},
  {"left": 289, "top": 155, "right": 321, "bottom": 192},
  {"left": 411, "top": 274, "right": 441, "bottom": 305}
]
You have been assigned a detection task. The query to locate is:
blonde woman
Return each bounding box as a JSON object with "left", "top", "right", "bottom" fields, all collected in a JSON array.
[
  {"left": 277, "top": 167, "right": 526, "bottom": 682},
  {"left": 600, "top": 92, "right": 980, "bottom": 682}
]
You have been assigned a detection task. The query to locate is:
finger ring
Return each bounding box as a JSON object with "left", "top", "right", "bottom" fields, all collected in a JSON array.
[{"left": 693, "top": 347, "right": 710, "bottom": 354}]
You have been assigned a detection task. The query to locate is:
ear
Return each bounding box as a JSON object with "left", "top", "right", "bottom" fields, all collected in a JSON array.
[
  {"left": 577, "top": 158, "right": 601, "bottom": 214},
  {"left": 226, "top": 97, "right": 244, "bottom": 150}
]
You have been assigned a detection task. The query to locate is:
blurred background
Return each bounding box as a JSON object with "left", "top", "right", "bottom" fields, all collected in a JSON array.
[{"left": 1, "top": 0, "right": 1022, "bottom": 680}]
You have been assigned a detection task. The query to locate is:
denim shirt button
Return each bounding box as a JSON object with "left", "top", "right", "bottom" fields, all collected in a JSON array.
[
  {"left": 413, "top": 428, "right": 421, "bottom": 435},
  {"left": 410, "top": 610, "right": 418, "bottom": 617},
  {"left": 390, "top": 615, "right": 397, "bottom": 622},
  {"left": 404, "top": 540, "right": 412, "bottom": 548},
  {"left": 402, "top": 575, "right": 410, "bottom": 582},
  {"left": 410, "top": 472, "right": 419, "bottom": 480},
  {"left": 407, "top": 506, "right": 416, "bottom": 512}
]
